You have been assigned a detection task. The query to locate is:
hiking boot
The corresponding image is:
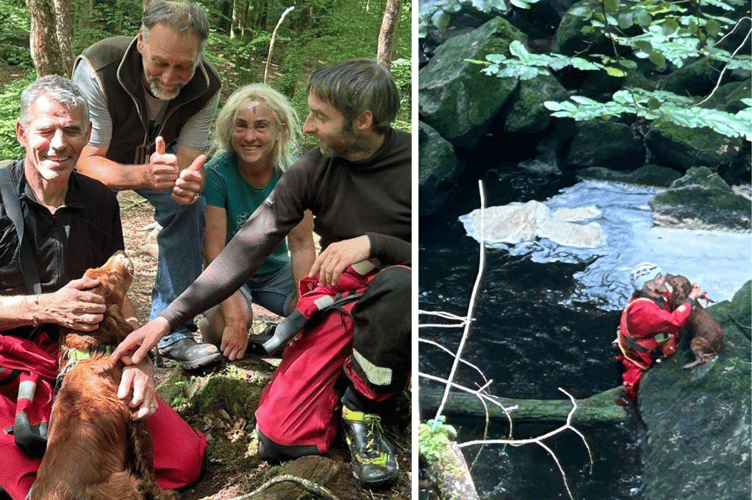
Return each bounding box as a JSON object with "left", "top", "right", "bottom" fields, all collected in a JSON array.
[
  {"left": 159, "top": 337, "right": 222, "bottom": 370},
  {"left": 341, "top": 406, "right": 398, "bottom": 489}
]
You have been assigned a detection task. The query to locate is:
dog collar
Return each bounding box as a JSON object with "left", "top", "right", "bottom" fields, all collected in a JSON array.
[{"left": 66, "top": 346, "right": 115, "bottom": 361}]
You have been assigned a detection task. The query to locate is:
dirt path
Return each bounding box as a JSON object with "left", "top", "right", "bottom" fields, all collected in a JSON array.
[{"left": 117, "top": 191, "right": 412, "bottom": 500}]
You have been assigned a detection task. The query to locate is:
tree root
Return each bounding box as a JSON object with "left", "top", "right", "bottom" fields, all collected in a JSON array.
[{"left": 231, "top": 474, "right": 341, "bottom": 500}]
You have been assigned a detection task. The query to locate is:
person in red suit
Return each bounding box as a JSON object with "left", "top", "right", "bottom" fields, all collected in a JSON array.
[{"left": 616, "top": 262, "right": 704, "bottom": 400}]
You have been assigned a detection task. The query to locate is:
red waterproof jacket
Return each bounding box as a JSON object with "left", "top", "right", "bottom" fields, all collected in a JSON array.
[{"left": 617, "top": 293, "right": 694, "bottom": 369}]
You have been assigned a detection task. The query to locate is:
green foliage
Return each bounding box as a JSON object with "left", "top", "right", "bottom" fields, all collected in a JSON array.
[
  {"left": 544, "top": 89, "right": 752, "bottom": 140},
  {"left": 476, "top": 0, "right": 751, "bottom": 140},
  {"left": 0, "top": 1, "right": 32, "bottom": 69},
  {"left": 273, "top": 0, "right": 412, "bottom": 145},
  {"left": 0, "top": 71, "right": 34, "bottom": 160},
  {"left": 419, "top": 416, "right": 457, "bottom": 464},
  {"left": 419, "top": 0, "right": 540, "bottom": 37},
  {"left": 478, "top": 40, "right": 625, "bottom": 80},
  {"left": 391, "top": 58, "right": 413, "bottom": 131},
  {"left": 0, "top": 0, "right": 411, "bottom": 157}
]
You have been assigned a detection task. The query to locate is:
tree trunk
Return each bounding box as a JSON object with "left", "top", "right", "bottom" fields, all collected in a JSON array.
[
  {"left": 26, "top": 0, "right": 72, "bottom": 76},
  {"left": 230, "top": 0, "right": 240, "bottom": 38},
  {"left": 420, "top": 386, "right": 627, "bottom": 425},
  {"left": 53, "top": 0, "right": 72, "bottom": 67},
  {"left": 376, "top": 0, "right": 401, "bottom": 70}
]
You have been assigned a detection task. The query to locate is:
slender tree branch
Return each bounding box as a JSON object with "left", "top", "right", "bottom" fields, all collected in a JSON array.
[
  {"left": 264, "top": 6, "right": 295, "bottom": 84},
  {"left": 419, "top": 338, "right": 490, "bottom": 384},
  {"left": 436, "top": 180, "right": 486, "bottom": 418},
  {"left": 697, "top": 18, "right": 752, "bottom": 106},
  {"left": 458, "top": 389, "right": 593, "bottom": 500}
]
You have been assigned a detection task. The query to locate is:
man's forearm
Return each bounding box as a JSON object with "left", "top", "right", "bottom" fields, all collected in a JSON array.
[
  {"left": 77, "top": 153, "right": 150, "bottom": 192},
  {"left": 0, "top": 295, "right": 39, "bottom": 331}
]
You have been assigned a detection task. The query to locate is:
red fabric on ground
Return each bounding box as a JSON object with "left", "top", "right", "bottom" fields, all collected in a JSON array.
[
  {"left": 255, "top": 265, "right": 377, "bottom": 454},
  {"left": 0, "top": 334, "right": 205, "bottom": 499}
]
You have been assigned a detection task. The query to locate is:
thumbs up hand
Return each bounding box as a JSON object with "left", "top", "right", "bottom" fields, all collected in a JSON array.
[
  {"left": 171, "top": 153, "right": 206, "bottom": 206},
  {"left": 146, "top": 136, "right": 179, "bottom": 191}
]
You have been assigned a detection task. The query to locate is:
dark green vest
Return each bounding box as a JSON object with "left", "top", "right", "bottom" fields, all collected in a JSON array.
[{"left": 73, "top": 36, "right": 221, "bottom": 164}]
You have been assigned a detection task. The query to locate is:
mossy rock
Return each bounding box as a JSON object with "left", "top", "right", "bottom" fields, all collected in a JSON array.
[
  {"left": 419, "top": 121, "right": 461, "bottom": 218},
  {"left": 157, "top": 362, "right": 271, "bottom": 419},
  {"left": 639, "top": 282, "right": 751, "bottom": 500},
  {"left": 659, "top": 57, "right": 728, "bottom": 96},
  {"left": 419, "top": 16, "right": 525, "bottom": 148},
  {"left": 503, "top": 71, "right": 568, "bottom": 134},
  {"left": 554, "top": 0, "right": 613, "bottom": 56},
  {"left": 705, "top": 79, "right": 752, "bottom": 114},
  {"left": 645, "top": 118, "right": 746, "bottom": 172},
  {"left": 576, "top": 164, "right": 682, "bottom": 186},
  {"left": 579, "top": 64, "right": 656, "bottom": 100},
  {"left": 726, "top": 280, "right": 752, "bottom": 340},
  {"left": 649, "top": 166, "right": 751, "bottom": 231},
  {"left": 562, "top": 118, "right": 646, "bottom": 171}
]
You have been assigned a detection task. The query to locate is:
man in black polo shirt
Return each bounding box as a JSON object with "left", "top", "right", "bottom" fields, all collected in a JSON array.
[{"left": 0, "top": 76, "right": 205, "bottom": 499}]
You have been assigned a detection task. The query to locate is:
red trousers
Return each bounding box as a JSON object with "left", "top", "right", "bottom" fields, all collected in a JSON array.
[
  {"left": 255, "top": 265, "right": 411, "bottom": 455},
  {"left": 0, "top": 334, "right": 205, "bottom": 499}
]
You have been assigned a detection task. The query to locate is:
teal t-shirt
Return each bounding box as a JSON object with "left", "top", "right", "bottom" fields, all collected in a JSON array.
[{"left": 203, "top": 152, "right": 290, "bottom": 275}]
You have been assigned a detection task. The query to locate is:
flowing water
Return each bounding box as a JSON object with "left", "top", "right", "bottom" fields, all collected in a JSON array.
[{"left": 418, "top": 170, "right": 751, "bottom": 499}]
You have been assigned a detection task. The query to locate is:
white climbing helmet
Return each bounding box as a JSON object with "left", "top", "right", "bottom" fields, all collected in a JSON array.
[{"left": 631, "top": 262, "right": 662, "bottom": 291}]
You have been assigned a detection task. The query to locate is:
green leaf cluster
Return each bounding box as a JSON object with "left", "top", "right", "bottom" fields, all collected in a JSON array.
[
  {"left": 418, "top": 416, "right": 457, "bottom": 463},
  {"left": 475, "top": 0, "right": 751, "bottom": 139},
  {"left": 0, "top": 0, "right": 412, "bottom": 157},
  {"left": 478, "top": 40, "right": 624, "bottom": 80},
  {"left": 419, "top": 0, "right": 540, "bottom": 37},
  {"left": 544, "top": 90, "right": 752, "bottom": 140},
  {"left": 0, "top": 1, "right": 32, "bottom": 69}
]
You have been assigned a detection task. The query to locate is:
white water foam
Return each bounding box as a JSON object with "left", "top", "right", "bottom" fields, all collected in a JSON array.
[{"left": 460, "top": 180, "right": 752, "bottom": 311}]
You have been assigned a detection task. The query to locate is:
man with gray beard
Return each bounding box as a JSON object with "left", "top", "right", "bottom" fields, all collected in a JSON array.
[{"left": 72, "top": 0, "right": 222, "bottom": 369}]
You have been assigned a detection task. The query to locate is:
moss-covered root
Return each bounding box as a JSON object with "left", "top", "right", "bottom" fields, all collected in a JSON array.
[{"left": 420, "top": 418, "right": 480, "bottom": 500}]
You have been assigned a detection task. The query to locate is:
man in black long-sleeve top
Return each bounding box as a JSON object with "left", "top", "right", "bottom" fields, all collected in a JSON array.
[{"left": 113, "top": 59, "right": 411, "bottom": 489}]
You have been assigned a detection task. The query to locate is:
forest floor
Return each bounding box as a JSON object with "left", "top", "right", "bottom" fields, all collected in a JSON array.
[{"left": 118, "top": 190, "right": 411, "bottom": 500}]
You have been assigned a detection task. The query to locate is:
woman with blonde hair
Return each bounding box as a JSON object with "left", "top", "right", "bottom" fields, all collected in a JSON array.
[{"left": 200, "top": 84, "right": 315, "bottom": 360}]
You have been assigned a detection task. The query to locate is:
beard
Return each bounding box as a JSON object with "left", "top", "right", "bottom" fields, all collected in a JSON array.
[
  {"left": 318, "top": 125, "right": 370, "bottom": 159},
  {"left": 144, "top": 74, "right": 183, "bottom": 100}
]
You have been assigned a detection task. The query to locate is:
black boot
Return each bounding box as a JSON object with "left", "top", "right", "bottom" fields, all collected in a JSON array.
[
  {"left": 341, "top": 406, "right": 398, "bottom": 489},
  {"left": 159, "top": 337, "right": 222, "bottom": 370}
]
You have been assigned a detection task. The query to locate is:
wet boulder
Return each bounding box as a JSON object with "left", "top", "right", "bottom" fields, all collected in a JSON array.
[
  {"left": 503, "top": 72, "right": 569, "bottom": 134},
  {"left": 576, "top": 164, "right": 681, "bottom": 186},
  {"left": 659, "top": 57, "right": 730, "bottom": 97},
  {"left": 419, "top": 17, "right": 524, "bottom": 149},
  {"left": 644, "top": 118, "right": 746, "bottom": 174},
  {"left": 648, "top": 166, "right": 751, "bottom": 231},
  {"left": 561, "top": 118, "right": 646, "bottom": 171},
  {"left": 419, "top": 121, "right": 462, "bottom": 218},
  {"left": 553, "top": 0, "right": 613, "bottom": 56},
  {"left": 639, "top": 280, "right": 751, "bottom": 500}
]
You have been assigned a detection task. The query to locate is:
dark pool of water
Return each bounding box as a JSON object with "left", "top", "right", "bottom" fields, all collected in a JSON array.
[{"left": 419, "top": 171, "right": 644, "bottom": 499}]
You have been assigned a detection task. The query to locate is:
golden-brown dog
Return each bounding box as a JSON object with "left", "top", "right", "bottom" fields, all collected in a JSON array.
[
  {"left": 31, "top": 251, "right": 175, "bottom": 500},
  {"left": 666, "top": 274, "right": 724, "bottom": 369}
]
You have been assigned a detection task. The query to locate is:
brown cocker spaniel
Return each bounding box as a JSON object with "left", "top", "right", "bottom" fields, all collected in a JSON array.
[
  {"left": 31, "top": 251, "right": 175, "bottom": 500},
  {"left": 666, "top": 274, "right": 724, "bottom": 370}
]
